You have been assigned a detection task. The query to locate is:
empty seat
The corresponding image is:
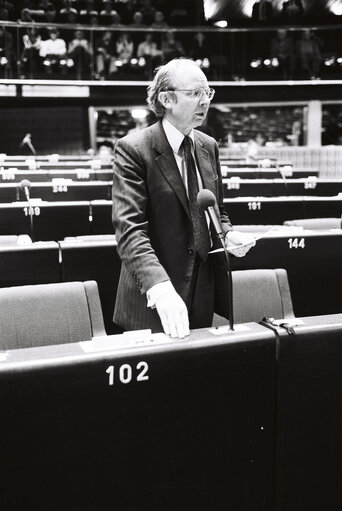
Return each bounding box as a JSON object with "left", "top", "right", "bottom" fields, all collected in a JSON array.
[
  {"left": 284, "top": 218, "right": 342, "bottom": 229},
  {"left": 0, "top": 280, "right": 106, "bottom": 350},
  {"left": 213, "top": 268, "right": 294, "bottom": 326}
]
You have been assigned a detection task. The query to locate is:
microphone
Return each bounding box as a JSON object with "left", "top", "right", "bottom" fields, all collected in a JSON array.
[
  {"left": 197, "top": 189, "right": 234, "bottom": 331},
  {"left": 20, "top": 133, "right": 37, "bottom": 155},
  {"left": 197, "top": 189, "right": 224, "bottom": 240},
  {"left": 19, "top": 179, "right": 32, "bottom": 202},
  {"left": 19, "top": 179, "right": 34, "bottom": 242}
]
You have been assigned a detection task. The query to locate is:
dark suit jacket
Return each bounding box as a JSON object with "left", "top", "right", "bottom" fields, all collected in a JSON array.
[{"left": 112, "top": 120, "right": 232, "bottom": 332}]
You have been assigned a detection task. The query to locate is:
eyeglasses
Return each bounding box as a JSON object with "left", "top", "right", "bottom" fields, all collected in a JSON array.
[{"left": 166, "top": 87, "right": 215, "bottom": 101}]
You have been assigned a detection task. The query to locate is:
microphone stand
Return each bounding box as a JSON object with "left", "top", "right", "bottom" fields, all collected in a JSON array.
[
  {"left": 218, "top": 231, "right": 234, "bottom": 331},
  {"left": 27, "top": 193, "right": 35, "bottom": 242}
]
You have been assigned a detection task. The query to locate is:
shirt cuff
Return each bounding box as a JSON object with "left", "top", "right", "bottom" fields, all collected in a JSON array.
[{"left": 146, "top": 280, "right": 173, "bottom": 308}]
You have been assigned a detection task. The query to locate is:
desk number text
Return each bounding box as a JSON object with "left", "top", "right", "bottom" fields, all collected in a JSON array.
[
  {"left": 248, "top": 201, "right": 261, "bottom": 211},
  {"left": 106, "top": 361, "right": 149, "bottom": 386},
  {"left": 288, "top": 237, "right": 305, "bottom": 249},
  {"left": 23, "top": 206, "right": 40, "bottom": 216}
]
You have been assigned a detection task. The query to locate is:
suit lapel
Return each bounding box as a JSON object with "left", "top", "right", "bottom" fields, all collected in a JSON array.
[
  {"left": 194, "top": 132, "right": 216, "bottom": 195},
  {"left": 152, "top": 121, "right": 190, "bottom": 220}
]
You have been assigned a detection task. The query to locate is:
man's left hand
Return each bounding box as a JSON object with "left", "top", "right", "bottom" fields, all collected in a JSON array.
[{"left": 225, "top": 231, "right": 256, "bottom": 257}]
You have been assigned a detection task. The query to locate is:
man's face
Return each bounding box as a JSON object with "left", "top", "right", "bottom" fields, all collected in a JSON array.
[{"left": 166, "top": 65, "right": 211, "bottom": 135}]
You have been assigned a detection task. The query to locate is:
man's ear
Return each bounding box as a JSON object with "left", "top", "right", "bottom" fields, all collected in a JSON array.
[{"left": 158, "top": 91, "right": 172, "bottom": 110}]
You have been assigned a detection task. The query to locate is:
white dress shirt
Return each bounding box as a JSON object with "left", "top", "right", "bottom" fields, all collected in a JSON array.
[{"left": 146, "top": 118, "right": 207, "bottom": 307}]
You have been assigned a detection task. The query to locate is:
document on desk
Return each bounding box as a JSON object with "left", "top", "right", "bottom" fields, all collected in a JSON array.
[{"left": 208, "top": 226, "right": 279, "bottom": 254}]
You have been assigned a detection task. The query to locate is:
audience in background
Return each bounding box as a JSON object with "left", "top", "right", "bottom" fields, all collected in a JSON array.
[
  {"left": 270, "top": 29, "right": 295, "bottom": 80},
  {"left": 59, "top": 0, "right": 78, "bottom": 23},
  {"left": 68, "top": 29, "right": 91, "bottom": 79},
  {"left": 130, "top": 10, "right": 145, "bottom": 27},
  {"left": 114, "top": 31, "right": 134, "bottom": 70},
  {"left": 296, "top": 29, "right": 322, "bottom": 80},
  {"left": 151, "top": 10, "right": 167, "bottom": 27},
  {"left": 140, "top": 0, "right": 156, "bottom": 25},
  {"left": 0, "top": 24, "right": 14, "bottom": 77},
  {"left": 161, "top": 31, "right": 185, "bottom": 63},
  {"left": 190, "top": 32, "right": 210, "bottom": 62},
  {"left": 39, "top": 28, "right": 67, "bottom": 75},
  {"left": 95, "top": 30, "right": 116, "bottom": 79},
  {"left": 252, "top": 0, "right": 274, "bottom": 24},
  {"left": 0, "top": 0, "right": 15, "bottom": 20},
  {"left": 281, "top": 0, "right": 304, "bottom": 24},
  {"left": 20, "top": 27, "right": 42, "bottom": 78},
  {"left": 99, "top": 1, "right": 122, "bottom": 25},
  {"left": 136, "top": 32, "right": 161, "bottom": 77},
  {"left": 79, "top": 0, "right": 98, "bottom": 24}
]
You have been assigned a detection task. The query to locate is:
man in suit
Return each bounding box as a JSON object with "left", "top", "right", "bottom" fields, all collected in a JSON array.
[{"left": 112, "top": 58, "right": 255, "bottom": 338}]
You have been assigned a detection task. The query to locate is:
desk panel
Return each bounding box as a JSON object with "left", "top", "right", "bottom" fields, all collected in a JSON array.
[
  {"left": 224, "top": 197, "right": 305, "bottom": 225},
  {"left": 269, "top": 314, "right": 342, "bottom": 511},
  {"left": 0, "top": 324, "right": 276, "bottom": 511},
  {"left": 222, "top": 169, "right": 319, "bottom": 179},
  {"left": 0, "top": 170, "right": 113, "bottom": 182},
  {"left": 60, "top": 240, "right": 121, "bottom": 335},
  {"left": 0, "top": 182, "right": 112, "bottom": 203},
  {"left": 0, "top": 242, "right": 60, "bottom": 288},
  {"left": 90, "top": 200, "right": 115, "bottom": 235},
  {"left": 0, "top": 202, "right": 91, "bottom": 241},
  {"left": 223, "top": 179, "right": 342, "bottom": 198}
]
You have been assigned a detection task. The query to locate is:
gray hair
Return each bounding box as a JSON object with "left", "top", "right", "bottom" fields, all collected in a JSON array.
[{"left": 147, "top": 58, "right": 199, "bottom": 117}]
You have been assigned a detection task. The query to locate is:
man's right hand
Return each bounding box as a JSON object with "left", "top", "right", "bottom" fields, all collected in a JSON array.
[{"left": 155, "top": 290, "right": 190, "bottom": 339}]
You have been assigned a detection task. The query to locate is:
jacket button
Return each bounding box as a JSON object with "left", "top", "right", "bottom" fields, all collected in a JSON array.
[
  {"left": 187, "top": 248, "right": 194, "bottom": 255},
  {"left": 184, "top": 276, "right": 191, "bottom": 282}
]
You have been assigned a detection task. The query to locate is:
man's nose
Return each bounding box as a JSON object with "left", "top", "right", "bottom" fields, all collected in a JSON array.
[{"left": 199, "top": 93, "right": 210, "bottom": 106}]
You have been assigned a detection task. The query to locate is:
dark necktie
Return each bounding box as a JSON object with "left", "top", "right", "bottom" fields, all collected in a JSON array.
[{"left": 182, "top": 135, "right": 211, "bottom": 260}]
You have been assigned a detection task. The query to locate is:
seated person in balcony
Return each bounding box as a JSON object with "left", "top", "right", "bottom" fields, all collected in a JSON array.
[
  {"left": 151, "top": 10, "right": 168, "bottom": 27},
  {"left": 140, "top": 0, "right": 156, "bottom": 24},
  {"left": 137, "top": 32, "right": 162, "bottom": 78},
  {"left": 59, "top": 0, "right": 79, "bottom": 22},
  {"left": 296, "top": 29, "right": 322, "bottom": 80},
  {"left": 20, "top": 27, "right": 42, "bottom": 78},
  {"left": 252, "top": 0, "right": 273, "bottom": 24},
  {"left": 112, "top": 32, "right": 134, "bottom": 75},
  {"left": 270, "top": 29, "right": 295, "bottom": 80},
  {"left": 281, "top": 0, "right": 304, "bottom": 23},
  {"left": 99, "top": 1, "right": 122, "bottom": 25},
  {"left": 0, "top": 24, "right": 14, "bottom": 77},
  {"left": 44, "top": 2, "right": 58, "bottom": 23},
  {"left": 95, "top": 30, "right": 116, "bottom": 79},
  {"left": 39, "top": 28, "right": 67, "bottom": 75},
  {"left": 68, "top": 30, "right": 91, "bottom": 79},
  {"left": 132, "top": 9, "right": 147, "bottom": 25},
  {"left": 0, "top": 0, "right": 15, "bottom": 21},
  {"left": 112, "top": 0, "right": 134, "bottom": 23},
  {"left": 79, "top": 0, "right": 98, "bottom": 23},
  {"left": 190, "top": 32, "right": 211, "bottom": 65},
  {"left": 161, "top": 31, "right": 185, "bottom": 64}
]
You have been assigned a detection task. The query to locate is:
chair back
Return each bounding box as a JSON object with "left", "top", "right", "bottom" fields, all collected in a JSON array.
[
  {"left": 0, "top": 280, "right": 106, "bottom": 350},
  {"left": 213, "top": 268, "right": 294, "bottom": 326}
]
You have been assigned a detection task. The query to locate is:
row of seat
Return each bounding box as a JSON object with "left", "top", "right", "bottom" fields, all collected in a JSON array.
[
  {"left": 0, "top": 168, "right": 319, "bottom": 183},
  {"left": 0, "top": 169, "right": 113, "bottom": 182},
  {"left": 222, "top": 178, "right": 342, "bottom": 197},
  {"left": 1, "top": 178, "right": 341, "bottom": 203},
  {"left": 0, "top": 181, "right": 112, "bottom": 203},
  {"left": 0, "top": 229, "right": 340, "bottom": 337},
  {"left": 0, "top": 268, "right": 294, "bottom": 351},
  {"left": 0, "top": 198, "right": 341, "bottom": 241}
]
